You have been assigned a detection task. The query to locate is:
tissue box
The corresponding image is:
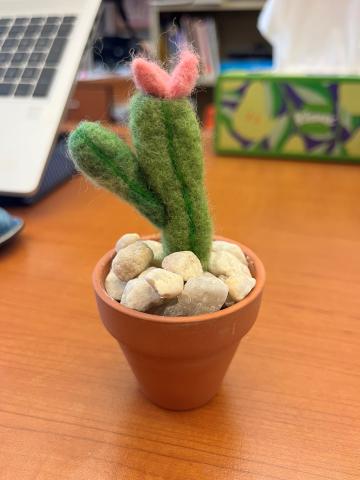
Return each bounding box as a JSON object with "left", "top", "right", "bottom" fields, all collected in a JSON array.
[{"left": 215, "top": 72, "right": 360, "bottom": 162}]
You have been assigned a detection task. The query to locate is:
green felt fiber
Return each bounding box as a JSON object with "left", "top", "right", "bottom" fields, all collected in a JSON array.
[
  {"left": 130, "top": 93, "right": 212, "bottom": 264},
  {"left": 68, "top": 121, "right": 166, "bottom": 228},
  {"left": 68, "top": 96, "right": 212, "bottom": 266}
]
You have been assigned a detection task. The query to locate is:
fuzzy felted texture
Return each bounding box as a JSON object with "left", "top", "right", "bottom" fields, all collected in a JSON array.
[
  {"left": 68, "top": 122, "right": 166, "bottom": 228},
  {"left": 68, "top": 49, "right": 213, "bottom": 266},
  {"left": 132, "top": 49, "right": 199, "bottom": 99},
  {"left": 131, "top": 58, "right": 170, "bottom": 98},
  {"left": 130, "top": 93, "right": 212, "bottom": 265},
  {"left": 168, "top": 49, "right": 199, "bottom": 99}
]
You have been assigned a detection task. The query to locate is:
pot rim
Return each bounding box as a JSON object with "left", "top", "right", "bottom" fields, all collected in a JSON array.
[{"left": 93, "top": 235, "right": 265, "bottom": 324}]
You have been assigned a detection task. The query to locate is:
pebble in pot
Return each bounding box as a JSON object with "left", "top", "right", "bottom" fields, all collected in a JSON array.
[
  {"left": 138, "top": 266, "right": 157, "bottom": 278},
  {"left": 115, "top": 233, "right": 140, "bottom": 251},
  {"left": 143, "top": 268, "right": 183, "bottom": 299},
  {"left": 150, "top": 298, "right": 186, "bottom": 317},
  {"left": 107, "top": 236, "right": 256, "bottom": 316},
  {"left": 121, "top": 278, "right": 161, "bottom": 312},
  {"left": 212, "top": 240, "right": 248, "bottom": 265},
  {"left": 220, "top": 274, "right": 256, "bottom": 302},
  {"left": 162, "top": 251, "right": 203, "bottom": 281},
  {"left": 143, "top": 240, "right": 164, "bottom": 267},
  {"left": 104, "top": 270, "right": 127, "bottom": 301},
  {"left": 208, "top": 250, "right": 251, "bottom": 278},
  {"left": 112, "top": 241, "right": 153, "bottom": 281},
  {"left": 177, "top": 273, "right": 229, "bottom": 316}
]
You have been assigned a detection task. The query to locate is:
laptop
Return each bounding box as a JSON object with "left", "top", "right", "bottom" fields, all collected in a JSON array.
[{"left": 0, "top": 0, "right": 101, "bottom": 199}]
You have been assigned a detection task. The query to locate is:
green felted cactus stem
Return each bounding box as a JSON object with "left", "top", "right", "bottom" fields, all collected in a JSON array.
[
  {"left": 68, "top": 95, "right": 212, "bottom": 266},
  {"left": 130, "top": 93, "right": 212, "bottom": 265},
  {"left": 68, "top": 122, "right": 166, "bottom": 228}
]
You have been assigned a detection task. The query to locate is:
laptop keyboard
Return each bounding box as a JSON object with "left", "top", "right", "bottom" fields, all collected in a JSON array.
[{"left": 0, "top": 15, "right": 76, "bottom": 97}]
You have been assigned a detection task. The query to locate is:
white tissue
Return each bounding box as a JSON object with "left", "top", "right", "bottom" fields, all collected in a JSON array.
[{"left": 258, "top": 0, "right": 360, "bottom": 74}]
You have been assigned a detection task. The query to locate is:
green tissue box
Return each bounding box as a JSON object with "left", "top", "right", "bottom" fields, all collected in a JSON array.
[{"left": 215, "top": 72, "right": 360, "bottom": 162}]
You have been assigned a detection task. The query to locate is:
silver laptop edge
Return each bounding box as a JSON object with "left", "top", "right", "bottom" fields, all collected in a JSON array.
[{"left": 0, "top": 0, "right": 101, "bottom": 197}]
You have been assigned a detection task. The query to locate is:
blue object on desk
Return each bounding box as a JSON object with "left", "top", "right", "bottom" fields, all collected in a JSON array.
[
  {"left": 0, "top": 208, "right": 24, "bottom": 246},
  {"left": 220, "top": 58, "right": 273, "bottom": 73}
]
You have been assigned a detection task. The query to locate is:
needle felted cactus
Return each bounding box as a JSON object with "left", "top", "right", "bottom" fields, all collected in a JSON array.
[{"left": 68, "top": 49, "right": 212, "bottom": 266}]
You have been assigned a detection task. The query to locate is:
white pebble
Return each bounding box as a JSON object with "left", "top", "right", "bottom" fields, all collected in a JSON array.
[
  {"left": 208, "top": 250, "right": 251, "bottom": 278},
  {"left": 121, "top": 278, "right": 161, "bottom": 312},
  {"left": 143, "top": 268, "right": 183, "bottom": 299},
  {"left": 212, "top": 240, "right": 248, "bottom": 265},
  {"left": 221, "top": 274, "right": 256, "bottom": 302},
  {"left": 138, "top": 266, "right": 157, "bottom": 278},
  {"left": 105, "top": 270, "right": 127, "bottom": 301},
  {"left": 224, "top": 295, "right": 235, "bottom": 308},
  {"left": 202, "top": 271, "right": 218, "bottom": 279},
  {"left": 150, "top": 299, "right": 187, "bottom": 317},
  {"left": 162, "top": 251, "right": 203, "bottom": 281},
  {"left": 112, "top": 241, "right": 153, "bottom": 281},
  {"left": 115, "top": 233, "right": 140, "bottom": 251},
  {"left": 177, "top": 274, "right": 228, "bottom": 316},
  {"left": 143, "top": 240, "right": 164, "bottom": 267}
]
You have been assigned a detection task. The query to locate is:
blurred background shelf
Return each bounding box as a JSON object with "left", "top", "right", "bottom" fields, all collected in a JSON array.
[
  {"left": 66, "top": 74, "right": 134, "bottom": 124},
  {"left": 150, "top": 0, "right": 270, "bottom": 116},
  {"left": 66, "top": 0, "right": 271, "bottom": 124}
]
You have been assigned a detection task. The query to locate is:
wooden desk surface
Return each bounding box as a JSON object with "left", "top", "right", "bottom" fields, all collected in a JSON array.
[{"left": 1, "top": 139, "right": 360, "bottom": 480}]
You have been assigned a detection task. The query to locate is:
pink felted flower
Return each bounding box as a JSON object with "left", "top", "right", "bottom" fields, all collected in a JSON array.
[{"left": 131, "top": 49, "right": 199, "bottom": 99}]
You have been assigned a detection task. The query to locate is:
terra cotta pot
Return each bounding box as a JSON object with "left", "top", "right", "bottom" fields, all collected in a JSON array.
[{"left": 93, "top": 235, "right": 265, "bottom": 410}]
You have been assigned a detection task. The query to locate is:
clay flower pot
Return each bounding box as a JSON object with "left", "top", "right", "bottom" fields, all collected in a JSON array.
[{"left": 93, "top": 236, "right": 265, "bottom": 410}]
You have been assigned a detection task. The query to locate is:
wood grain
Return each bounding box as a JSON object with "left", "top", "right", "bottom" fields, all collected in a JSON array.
[{"left": 1, "top": 132, "right": 360, "bottom": 480}]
